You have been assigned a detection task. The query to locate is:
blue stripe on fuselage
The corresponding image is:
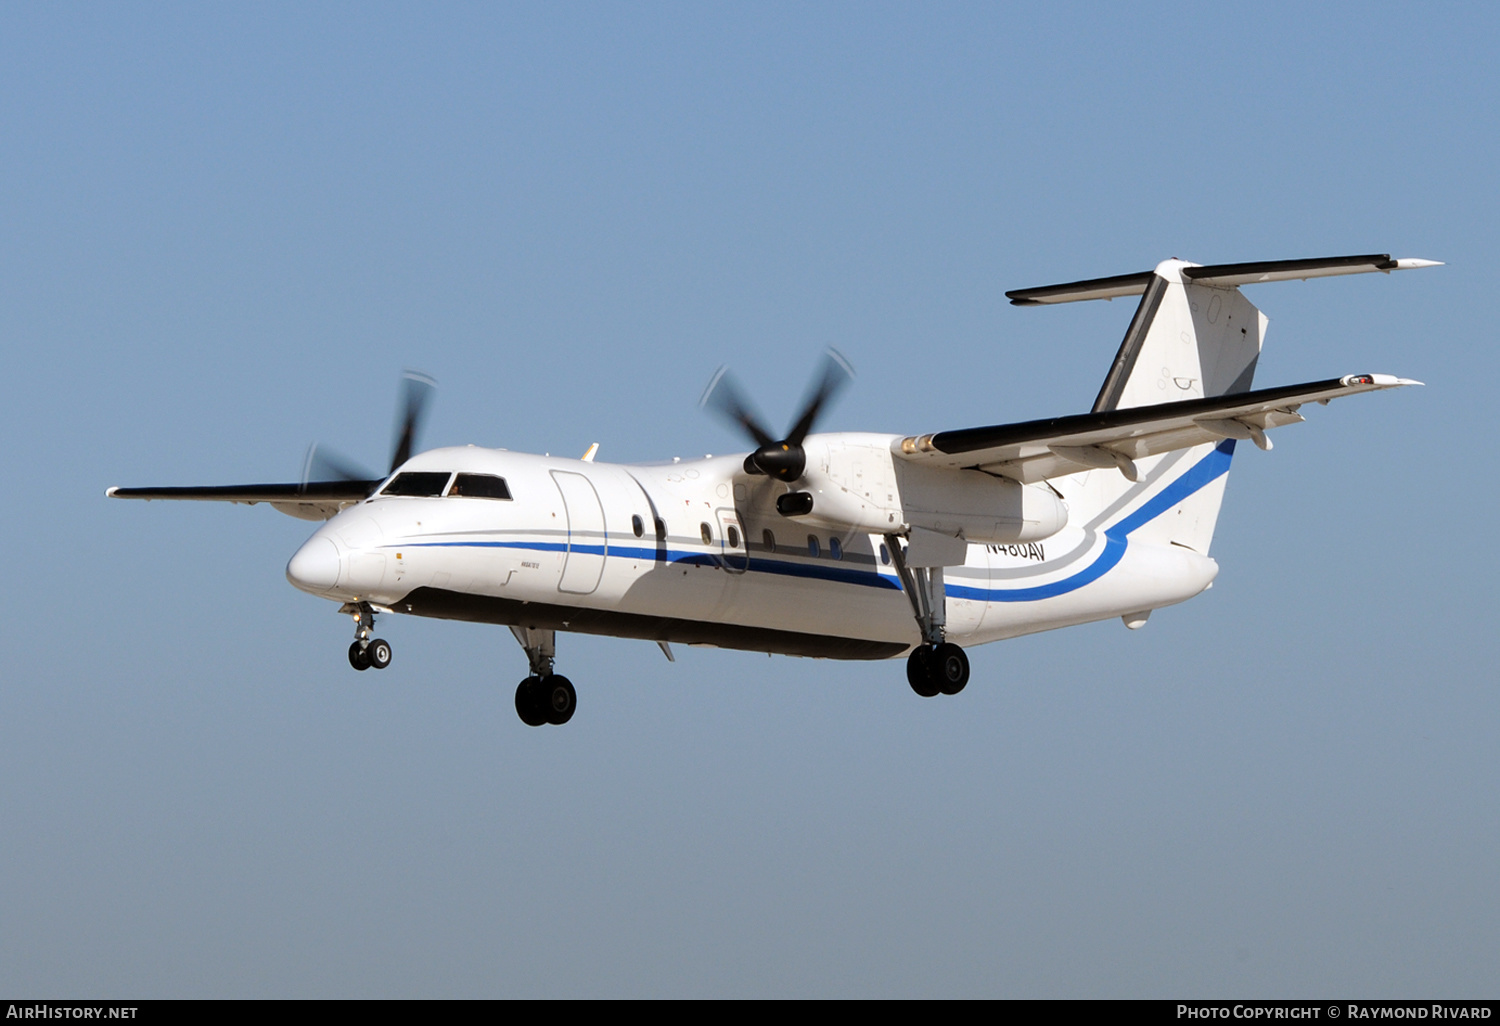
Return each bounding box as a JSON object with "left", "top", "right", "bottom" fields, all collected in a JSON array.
[
  {"left": 397, "top": 538, "right": 904, "bottom": 590},
  {"left": 392, "top": 440, "right": 1234, "bottom": 604},
  {"left": 945, "top": 439, "right": 1234, "bottom": 602}
]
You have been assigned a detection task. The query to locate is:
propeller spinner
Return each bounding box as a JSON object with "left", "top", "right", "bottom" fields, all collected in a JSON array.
[{"left": 700, "top": 349, "right": 854, "bottom": 482}]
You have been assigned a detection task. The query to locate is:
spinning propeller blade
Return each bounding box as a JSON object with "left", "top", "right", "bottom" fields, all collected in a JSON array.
[
  {"left": 786, "top": 348, "right": 855, "bottom": 447},
  {"left": 299, "top": 444, "right": 375, "bottom": 493},
  {"left": 700, "top": 348, "right": 854, "bottom": 482},
  {"left": 700, "top": 366, "right": 776, "bottom": 449},
  {"left": 390, "top": 370, "right": 438, "bottom": 474},
  {"left": 302, "top": 370, "right": 437, "bottom": 492}
]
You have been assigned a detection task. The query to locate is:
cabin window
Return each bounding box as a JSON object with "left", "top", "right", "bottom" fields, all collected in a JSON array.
[
  {"left": 807, "top": 535, "right": 820, "bottom": 558},
  {"left": 763, "top": 529, "right": 776, "bottom": 554},
  {"left": 655, "top": 518, "right": 667, "bottom": 542},
  {"left": 700, "top": 522, "right": 714, "bottom": 545},
  {"left": 449, "top": 473, "right": 512, "bottom": 500},
  {"left": 382, "top": 471, "right": 452, "bottom": 497},
  {"left": 829, "top": 537, "right": 842, "bottom": 560},
  {"left": 632, "top": 514, "right": 644, "bottom": 538},
  {"left": 727, "top": 525, "right": 740, "bottom": 549},
  {"left": 880, "top": 543, "right": 890, "bottom": 565}
]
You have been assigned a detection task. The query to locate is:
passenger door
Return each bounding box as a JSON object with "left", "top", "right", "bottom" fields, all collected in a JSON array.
[{"left": 551, "top": 470, "right": 607, "bottom": 594}]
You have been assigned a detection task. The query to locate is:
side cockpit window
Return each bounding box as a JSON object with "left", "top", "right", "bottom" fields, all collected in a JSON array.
[
  {"left": 449, "top": 473, "right": 512, "bottom": 500},
  {"left": 381, "top": 471, "right": 452, "bottom": 497}
]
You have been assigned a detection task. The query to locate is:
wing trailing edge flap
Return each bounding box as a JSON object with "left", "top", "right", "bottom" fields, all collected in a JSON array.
[{"left": 894, "top": 374, "right": 1419, "bottom": 485}]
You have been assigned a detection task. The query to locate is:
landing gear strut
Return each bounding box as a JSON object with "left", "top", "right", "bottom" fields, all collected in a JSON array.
[
  {"left": 510, "top": 626, "right": 576, "bottom": 726},
  {"left": 885, "top": 534, "right": 970, "bottom": 698},
  {"left": 341, "top": 601, "right": 392, "bottom": 672}
]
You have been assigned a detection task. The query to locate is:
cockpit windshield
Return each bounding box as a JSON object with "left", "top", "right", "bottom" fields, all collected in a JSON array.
[
  {"left": 449, "top": 473, "right": 512, "bottom": 500},
  {"left": 381, "top": 471, "right": 452, "bottom": 497},
  {"left": 378, "top": 471, "right": 513, "bottom": 499}
]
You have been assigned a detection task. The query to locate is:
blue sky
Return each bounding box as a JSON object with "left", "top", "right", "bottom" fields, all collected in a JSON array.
[{"left": 2, "top": 3, "right": 1495, "bottom": 996}]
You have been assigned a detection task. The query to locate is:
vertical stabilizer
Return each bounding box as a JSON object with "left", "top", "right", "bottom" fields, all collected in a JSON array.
[
  {"left": 1001, "top": 254, "right": 1438, "bottom": 555},
  {"left": 1094, "top": 259, "right": 1267, "bottom": 412},
  {"left": 1079, "top": 260, "right": 1267, "bottom": 554}
]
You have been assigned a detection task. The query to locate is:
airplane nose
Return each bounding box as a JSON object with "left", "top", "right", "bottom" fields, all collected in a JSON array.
[{"left": 286, "top": 537, "right": 342, "bottom": 594}]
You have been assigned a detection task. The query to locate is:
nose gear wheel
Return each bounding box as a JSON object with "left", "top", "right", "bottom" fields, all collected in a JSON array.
[{"left": 341, "top": 601, "right": 392, "bottom": 671}]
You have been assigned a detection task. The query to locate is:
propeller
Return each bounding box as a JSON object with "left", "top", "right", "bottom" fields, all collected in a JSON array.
[
  {"left": 700, "top": 348, "right": 854, "bottom": 482},
  {"left": 298, "top": 370, "right": 438, "bottom": 494},
  {"left": 390, "top": 370, "right": 438, "bottom": 473},
  {"left": 299, "top": 443, "right": 375, "bottom": 491}
]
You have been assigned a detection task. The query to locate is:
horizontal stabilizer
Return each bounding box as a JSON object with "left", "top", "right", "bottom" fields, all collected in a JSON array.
[
  {"left": 1007, "top": 254, "right": 1440, "bottom": 305},
  {"left": 1183, "top": 255, "right": 1442, "bottom": 287},
  {"left": 1005, "top": 271, "right": 1155, "bottom": 306},
  {"left": 895, "top": 374, "right": 1419, "bottom": 483}
]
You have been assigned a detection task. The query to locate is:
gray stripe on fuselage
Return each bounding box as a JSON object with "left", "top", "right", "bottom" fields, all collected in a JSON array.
[{"left": 950, "top": 446, "right": 1197, "bottom": 581}]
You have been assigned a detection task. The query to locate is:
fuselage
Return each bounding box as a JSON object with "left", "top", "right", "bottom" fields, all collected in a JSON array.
[{"left": 285, "top": 435, "right": 1221, "bottom": 659}]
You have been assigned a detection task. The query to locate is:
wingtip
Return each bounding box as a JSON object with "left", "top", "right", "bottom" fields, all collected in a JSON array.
[
  {"left": 105, "top": 486, "right": 119, "bottom": 498},
  {"left": 1393, "top": 258, "right": 1443, "bottom": 270}
]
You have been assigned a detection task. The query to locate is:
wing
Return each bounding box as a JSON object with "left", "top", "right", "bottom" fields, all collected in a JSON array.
[
  {"left": 106, "top": 480, "right": 381, "bottom": 522},
  {"left": 894, "top": 374, "right": 1419, "bottom": 483}
]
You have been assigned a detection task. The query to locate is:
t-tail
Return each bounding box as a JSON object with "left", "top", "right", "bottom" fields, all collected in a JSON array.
[{"left": 1006, "top": 254, "right": 1440, "bottom": 555}]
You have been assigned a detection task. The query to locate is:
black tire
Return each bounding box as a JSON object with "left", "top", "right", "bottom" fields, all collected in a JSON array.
[
  {"left": 367, "top": 638, "right": 392, "bottom": 670},
  {"left": 515, "top": 677, "right": 547, "bottom": 727},
  {"left": 934, "top": 642, "right": 969, "bottom": 695},
  {"left": 348, "top": 641, "right": 371, "bottom": 671},
  {"left": 906, "top": 647, "right": 940, "bottom": 697},
  {"left": 541, "top": 674, "right": 576, "bottom": 725}
]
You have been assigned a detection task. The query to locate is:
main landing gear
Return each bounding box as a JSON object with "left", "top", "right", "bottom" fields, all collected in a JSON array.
[
  {"left": 906, "top": 642, "right": 970, "bottom": 697},
  {"left": 510, "top": 626, "right": 576, "bottom": 727},
  {"left": 342, "top": 601, "right": 393, "bottom": 672},
  {"left": 884, "top": 533, "right": 970, "bottom": 698}
]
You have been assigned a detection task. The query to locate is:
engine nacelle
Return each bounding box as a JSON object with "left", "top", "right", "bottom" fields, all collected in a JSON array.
[
  {"left": 895, "top": 460, "right": 1067, "bottom": 543},
  {"left": 790, "top": 435, "right": 1069, "bottom": 543}
]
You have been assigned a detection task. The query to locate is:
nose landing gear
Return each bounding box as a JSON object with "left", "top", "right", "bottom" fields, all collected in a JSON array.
[
  {"left": 510, "top": 626, "right": 576, "bottom": 726},
  {"left": 342, "top": 601, "right": 392, "bottom": 671}
]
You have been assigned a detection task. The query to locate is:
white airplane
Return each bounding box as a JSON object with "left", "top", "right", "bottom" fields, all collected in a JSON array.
[{"left": 110, "top": 253, "right": 1436, "bottom": 727}]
